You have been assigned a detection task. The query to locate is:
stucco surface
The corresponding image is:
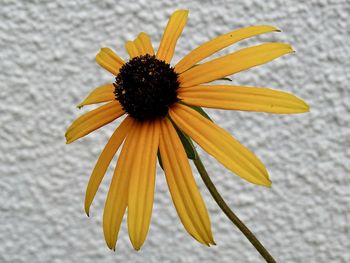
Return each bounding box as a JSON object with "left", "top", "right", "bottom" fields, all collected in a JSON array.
[{"left": 1, "top": 0, "right": 349, "bottom": 262}]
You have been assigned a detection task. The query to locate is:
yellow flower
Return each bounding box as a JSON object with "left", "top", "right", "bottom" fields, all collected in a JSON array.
[{"left": 65, "top": 10, "right": 309, "bottom": 251}]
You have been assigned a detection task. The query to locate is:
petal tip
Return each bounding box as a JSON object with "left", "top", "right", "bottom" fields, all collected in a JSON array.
[
  {"left": 264, "top": 25, "right": 281, "bottom": 32},
  {"left": 108, "top": 245, "right": 114, "bottom": 251},
  {"left": 209, "top": 236, "right": 216, "bottom": 246},
  {"left": 279, "top": 43, "right": 293, "bottom": 52},
  {"left": 65, "top": 136, "right": 74, "bottom": 144},
  {"left": 95, "top": 53, "right": 104, "bottom": 68},
  {"left": 273, "top": 26, "right": 282, "bottom": 32},
  {"left": 132, "top": 244, "right": 141, "bottom": 251},
  {"left": 177, "top": 9, "right": 189, "bottom": 14},
  {"left": 100, "top": 47, "right": 109, "bottom": 52},
  {"left": 300, "top": 102, "right": 310, "bottom": 112},
  {"left": 172, "top": 9, "right": 189, "bottom": 19},
  {"left": 65, "top": 135, "right": 77, "bottom": 144},
  {"left": 287, "top": 47, "right": 294, "bottom": 52},
  {"left": 288, "top": 45, "right": 295, "bottom": 53},
  {"left": 84, "top": 204, "right": 90, "bottom": 217},
  {"left": 295, "top": 98, "right": 310, "bottom": 113},
  {"left": 257, "top": 170, "right": 271, "bottom": 187},
  {"left": 104, "top": 239, "right": 114, "bottom": 251}
]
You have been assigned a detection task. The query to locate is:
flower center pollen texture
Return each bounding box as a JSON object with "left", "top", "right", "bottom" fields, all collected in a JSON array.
[{"left": 114, "top": 54, "right": 179, "bottom": 121}]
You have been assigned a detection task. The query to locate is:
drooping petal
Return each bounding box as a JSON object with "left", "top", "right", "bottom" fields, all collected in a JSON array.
[
  {"left": 125, "top": 41, "right": 139, "bottom": 58},
  {"left": 159, "top": 118, "right": 214, "bottom": 245},
  {"left": 78, "top": 84, "right": 115, "bottom": 108},
  {"left": 169, "top": 104, "right": 270, "bottom": 186},
  {"left": 178, "top": 85, "right": 309, "bottom": 113},
  {"left": 103, "top": 121, "right": 140, "bottom": 250},
  {"left": 128, "top": 120, "right": 160, "bottom": 250},
  {"left": 85, "top": 116, "right": 134, "bottom": 216},
  {"left": 137, "top": 32, "right": 154, "bottom": 55},
  {"left": 65, "top": 101, "right": 125, "bottom": 144},
  {"left": 175, "top": 25, "right": 280, "bottom": 73},
  {"left": 179, "top": 43, "right": 293, "bottom": 87},
  {"left": 96, "top": 48, "right": 125, "bottom": 75},
  {"left": 156, "top": 10, "right": 189, "bottom": 63}
]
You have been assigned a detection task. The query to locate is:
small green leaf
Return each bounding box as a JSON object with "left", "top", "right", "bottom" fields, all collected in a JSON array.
[
  {"left": 174, "top": 126, "right": 196, "bottom": 160},
  {"left": 158, "top": 122, "right": 196, "bottom": 165},
  {"left": 178, "top": 101, "right": 213, "bottom": 122},
  {"left": 188, "top": 105, "right": 213, "bottom": 122},
  {"left": 168, "top": 117, "right": 197, "bottom": 160}
]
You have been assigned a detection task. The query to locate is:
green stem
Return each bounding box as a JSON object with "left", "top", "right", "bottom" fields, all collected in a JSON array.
[{"left": 193, "top": 152, "right": 277, "bottom": 263}]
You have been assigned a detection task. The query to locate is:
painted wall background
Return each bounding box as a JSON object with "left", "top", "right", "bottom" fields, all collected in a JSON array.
[{"left": 1, "top": 0, "right": 349, "bottom": 262}]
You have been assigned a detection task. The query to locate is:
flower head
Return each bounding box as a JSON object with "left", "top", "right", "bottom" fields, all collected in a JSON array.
[{"left": 66, "top": 10, "right": 309, "bottom": 251}]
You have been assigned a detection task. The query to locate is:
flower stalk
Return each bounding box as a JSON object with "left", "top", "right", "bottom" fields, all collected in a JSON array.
[{"left": 193, "top": 150, "right": 277, "bottom": 263}]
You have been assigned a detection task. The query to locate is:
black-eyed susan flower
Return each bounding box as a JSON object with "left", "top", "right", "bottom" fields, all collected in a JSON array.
[{"left": 65, "top": 10, "right": 309, "bottom": 252}]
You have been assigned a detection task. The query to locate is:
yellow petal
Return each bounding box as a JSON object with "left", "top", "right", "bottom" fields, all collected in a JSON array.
[
  {"left": 125, "top": 40, "right": 139, "bottom": 58},
  {"left": 178, "top": 85, "right": 309, "bottom": 113},
  {"left": 65, "top": 101, "right": 125, "bottom": 144},
  {"left": 126, "top": 32, "right": 155, "bottom": 58},
  {"left": 159, "top": 118, "right": 214, "bottom": 245},
  {"left": 84, "top": 116, "right": 134, "bottom": 216},
  {"left": 78, "top": 84, "right": 115, "bottom": 108},
  {"left": 156, "top": 10, "right": 189, "bottom": 63},
  {"left": 96, "top": 48, "right": 125, "bottom": 75},
  {"left": 138, "top": 32, "right": 154, "bottom": 55},
  {"left": 134, "top": 36, "right": 146, "bottom": 55},
  {"left": 179, "top": 43, "right": 293, "bottom": 87},
  {"left": 175, "top": 25, "right": 280, "bottom": 73},
  {"left": 169, "top": 104, "right": 270, "bottom": 186},
  {"left": 128, "top": 120, "right": 160, "bottom": 250},
  {"left": 103, "top": 121, "right": 140, "bottom": 250}
]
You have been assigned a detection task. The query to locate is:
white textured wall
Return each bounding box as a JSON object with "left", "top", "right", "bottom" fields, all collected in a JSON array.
[{"left": 1, "top": 0, "right": 349, "bottom": 262}]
